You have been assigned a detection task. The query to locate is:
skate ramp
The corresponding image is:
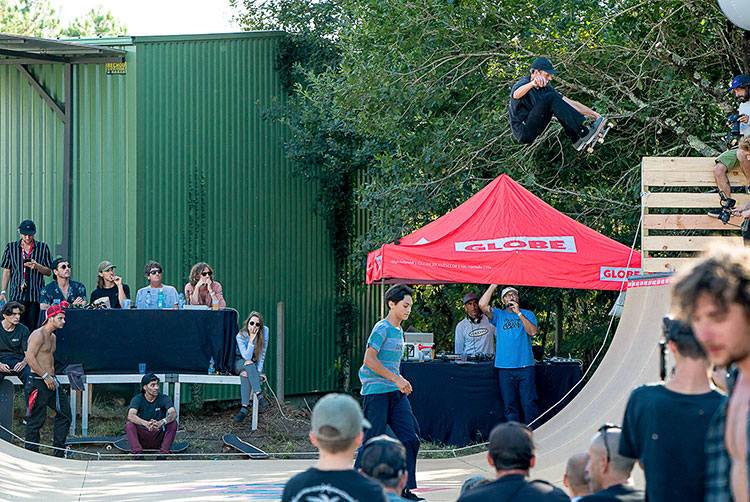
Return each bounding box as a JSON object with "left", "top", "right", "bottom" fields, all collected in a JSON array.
[{"left": 0, "top": 276, "right": 670, "bottom": 500}]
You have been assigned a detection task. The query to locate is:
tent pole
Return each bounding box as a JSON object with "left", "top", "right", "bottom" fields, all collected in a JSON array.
[
  {"left": 554, "top": 297, "right": 563, "bottom": 355},
  {"left": 380, "top": 279, "right": 385, "bottom": 319},
  {"left": 365, "top": 284, "right": 371, "bottom": 330}
]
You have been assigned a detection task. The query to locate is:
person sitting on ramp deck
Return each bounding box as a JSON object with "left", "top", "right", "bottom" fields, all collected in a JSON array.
[{"left": 125, "top": 373, "right": 177, "bottom": 460}]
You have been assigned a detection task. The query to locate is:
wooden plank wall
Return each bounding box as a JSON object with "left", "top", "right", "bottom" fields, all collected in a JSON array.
[{"left": 641, "top": 157, "right": 746, "bottom": 273}]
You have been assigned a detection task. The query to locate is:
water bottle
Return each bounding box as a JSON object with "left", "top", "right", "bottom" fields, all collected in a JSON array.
[
  {"left": 157, "top": 290, "right": 165, "bottom": 310},
  {"left": 178, "top": 293, "right": 185, "bottom": 310},
  {"left": 212, "top": 298, "right": 219, "bottom": 310},
  {"left": 145, "top": 290, "right": 153, "bottom": 309},
  {"left": 208, "top": 356, "right": 215, "bottom": 375}
]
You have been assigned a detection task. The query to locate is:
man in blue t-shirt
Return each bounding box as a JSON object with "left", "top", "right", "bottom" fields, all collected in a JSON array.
[
  {"left": 480, "top": 285, "right": 539, "bottom": 425},
  {"left": 356, "top": 284, "right": 423, "bottom": 501}
]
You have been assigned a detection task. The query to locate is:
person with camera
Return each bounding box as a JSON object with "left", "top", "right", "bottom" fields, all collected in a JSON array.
[
  {"left": 671, "top": 246, "right": 750, "bottom": 502},
  {"left": 0, "top": 220, "right": 52, "bottom": 332},
  {"left": 618, "top": 318, "right": 724, "bottom": 502},
  {"left": 708, "top": 74, "right": 750, "bottom": 219},
  {"left": 454, "top": 293, "right": 496, "bottom": 357},
  {"left": 479, "top": 285, "right": 538, "bottom": 425}
]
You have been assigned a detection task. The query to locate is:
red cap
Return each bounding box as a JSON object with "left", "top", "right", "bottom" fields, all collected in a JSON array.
[{"left": 42, "top": 302, "right": 68, "bottom": 325}]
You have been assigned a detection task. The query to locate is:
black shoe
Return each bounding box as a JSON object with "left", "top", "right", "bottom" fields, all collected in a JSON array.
[
  {"left": 402, "top": 490, "right": 425, "bottom": 501},
  {"left": 707, "top": 207, "right": 725, "bottom": 218},
  {"left": 258, "top": 395, "right": 270, "bottom": 409},
  {"left": 233, "top": 408, "right": 248, "bottom": 423}
]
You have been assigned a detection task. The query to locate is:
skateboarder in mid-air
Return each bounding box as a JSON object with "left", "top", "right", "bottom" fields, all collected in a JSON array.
[{"left": 509, "top": 57, "right": 607, "bottom": 151}]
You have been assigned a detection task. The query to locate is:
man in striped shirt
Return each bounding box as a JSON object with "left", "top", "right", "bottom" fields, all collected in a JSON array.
[
  {"left": 0, "top": 220, "right": 52, "bottom": 332},
  {"left": 355, "top": 284, "right": 423, "bottom": 501}
]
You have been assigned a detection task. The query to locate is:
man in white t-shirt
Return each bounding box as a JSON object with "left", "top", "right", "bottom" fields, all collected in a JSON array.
[
  {"left": 454, "top": 293, "right": 496, "bottom": 357},
  {"left": 709, "top": 74, "right": 750, "bottom": 218}
]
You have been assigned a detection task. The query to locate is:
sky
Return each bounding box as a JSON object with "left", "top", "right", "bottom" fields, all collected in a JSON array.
[{"left": 50, "top": 0, "right": 242, "bottom": 36}]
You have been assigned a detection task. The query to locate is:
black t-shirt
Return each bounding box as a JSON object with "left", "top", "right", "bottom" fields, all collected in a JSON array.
[
  {"left": 0, "top": 322, "right": 30, "bottom": 359},
  {"left": 281, "top": 468, "right": 387, "bottom": 502},
  {"left": 619, "top": 383, "right": 724, "bottom": 502},
  {"left": 90, "top": 284, "right": 130, "bottom": 309},
  {"left": 508, "top": 75, "right": 562, "bottom": 140},
  {"left": 458, "top": 474, "right": 568, "bottom": 502},
  {"left": 128, "top": 393, "right": 173, "bottom": 422},
  {"left": 580, "top": 484, "right": 645, "bottom": 502}
]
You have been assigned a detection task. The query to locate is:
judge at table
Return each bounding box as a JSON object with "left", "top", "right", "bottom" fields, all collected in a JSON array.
[{"left": 454, "top": 293, "right": 496, "bottom": 357}]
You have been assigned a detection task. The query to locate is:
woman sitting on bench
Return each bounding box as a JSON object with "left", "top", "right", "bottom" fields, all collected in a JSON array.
[{"left": 233, "top": 311, "right": 269, "bottom": 422}]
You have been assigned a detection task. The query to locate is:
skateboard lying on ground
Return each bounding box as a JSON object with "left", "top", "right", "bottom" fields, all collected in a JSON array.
[
  {"left": 112, "top": 437, "right": 189, "bottom": 453},
  {"left": 584, "top": 119, "right": 614, "bottom": 154},
  {"left": 222, "top": 433, "right": 269, "bottom": 459},
  {"left": 66, "top": 435, "right": 126, "bottom": 447}
]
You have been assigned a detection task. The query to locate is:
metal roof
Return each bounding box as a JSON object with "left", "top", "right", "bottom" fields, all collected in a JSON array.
[{"left": 0, "top": 33, "right": 126, "bottom": 64}]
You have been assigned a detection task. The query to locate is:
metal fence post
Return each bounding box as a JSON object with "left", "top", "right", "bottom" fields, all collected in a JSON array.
[{"left": 276, "top": 301, "right": 285, "bottom": 403}]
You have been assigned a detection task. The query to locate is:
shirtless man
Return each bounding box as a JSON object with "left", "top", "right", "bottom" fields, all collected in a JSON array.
[
  {"left": 671, "top": 246, "right": 750, "bottom": 501},
  {"left": 23, "top": 302, "right": 71, "bottom": 457}
]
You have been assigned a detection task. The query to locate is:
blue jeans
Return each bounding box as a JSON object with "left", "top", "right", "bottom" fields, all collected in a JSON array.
[
  {"left": 498, "top": 366, "right": 538, "bottom": 425},
  {"left": 355, "top": 391, "right": 420, "bottom": 490},
  {"left": 0, "top": 355, "right": 31, "bottom": 383}
]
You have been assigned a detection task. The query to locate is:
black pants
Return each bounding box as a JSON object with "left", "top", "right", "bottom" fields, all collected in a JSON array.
[
  {"left": 20, "top": 301, "right": 40, "bottom": 332},
  {"left": 25, "top": 375, "right": 71, "bottom": 457},
  {"left": 516, "top": 93, "right": 586, "bottom": 144}
]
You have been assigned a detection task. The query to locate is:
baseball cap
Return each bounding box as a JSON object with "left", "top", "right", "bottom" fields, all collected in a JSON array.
[
  {"left": 312, "top": 393, "right": 371, "bottom": 441},
  {"left": 141, "top": 372, "right": 159, "bottom": 393},
  {"left": 42, "top": 302, "right": 67, "bottom": 326},
  {"left": 51, "top": 257, "right": 69, "bottom": 271},
  {"left": 728, "top": 74, "right": 750, "bottom": 92},
  {"left": 500, "top": 287, "right": 518, "bottom": 299},
  {"left": 531, "top": 57, "right": 558, "bottom": 74},
  {"left": 98, "top": 260, "right": 116, "bottom": 273},
  {"left": 359, "top": 435, "right": 407, "bottom": 480},
  {"left": 463, "top": 293, "right": 479, "bottom": 304},
  {"left": 488, "top": 422, "right": 535, "bottom": 470},
  {"left": 18, "top": 220, "right": 36, "bottom": 235}
]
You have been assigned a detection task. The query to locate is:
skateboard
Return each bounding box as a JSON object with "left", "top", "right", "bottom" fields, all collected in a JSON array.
[
  {"left": 112, "top": 437, "right": 189, "bottom": 453},
  {"left": 585, "top": 119, "right": 614, "bottom": 154},
  {"left": 66, "top": 435, "right": 126, "bottom": 447},
  {"left": 0, "top": 379, "right": 13, "bottom": 443},
  {"left": 222, "top": 433, "right": 269, "bottom": 459}
]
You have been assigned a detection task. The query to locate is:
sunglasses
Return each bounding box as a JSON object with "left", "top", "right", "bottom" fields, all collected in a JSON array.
[
  {"left": 201, "top": 271, "right": 213, "bottom": 277},
  {"left": 148, "top": 269, "right": 162, "bottom": 275},
  {"left": 248, "top": 321, "right": 261, "bottom": 327},
  {"left": 598, "top": 423, "right": 620, "bottom": 463},
  {"left": 59, "top": 264, "right": 70, "bottom": 270}
]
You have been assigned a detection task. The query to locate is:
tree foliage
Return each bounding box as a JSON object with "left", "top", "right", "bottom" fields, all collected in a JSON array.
[
  {"left": 0, "top": 0, "right": 126, "bottom": 38},
  {"left": 234, "top": 0, "right": 749, "bottom": 377}
]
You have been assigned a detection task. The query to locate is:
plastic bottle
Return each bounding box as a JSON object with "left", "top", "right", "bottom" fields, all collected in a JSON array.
[
  {"left": 0, "top": 298, "right": 5, "bottom": 310},
  {"left": 157, "top": 290, "right": 165, "bottom": 310},
  {"left": 145, "top": 290, "right": 153, "bottom": 309},
  {"left": 208, "top": 357, "right": 215, "bottom": 375},
  {"left": 212, "top": 298, "right": 219, "bottom": 310},
  {"left": 178, "top": 293, "right": 185, "bottom": 310}
]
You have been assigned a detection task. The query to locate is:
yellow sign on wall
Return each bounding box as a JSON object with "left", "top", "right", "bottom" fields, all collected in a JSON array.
[{"left": 105, "top": 62, "right": 127, "bottom": 75}]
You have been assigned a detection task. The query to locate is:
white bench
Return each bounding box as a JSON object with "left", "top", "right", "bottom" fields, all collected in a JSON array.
[{"left": 6, "top": 373, "right": 258, "bottom": 436}]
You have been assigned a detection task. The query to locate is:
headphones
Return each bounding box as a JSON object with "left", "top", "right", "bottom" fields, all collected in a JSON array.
[{"left": 468, "top": 314, "right": 482, "bottom": 324}]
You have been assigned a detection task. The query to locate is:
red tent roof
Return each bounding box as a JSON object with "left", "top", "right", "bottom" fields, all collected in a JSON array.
[{"left": 366, "top": 174, "right": 641, "bottom": 289}]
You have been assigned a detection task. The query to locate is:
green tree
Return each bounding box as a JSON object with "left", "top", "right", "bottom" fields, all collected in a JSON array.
[
  {"left": 0, "top": 0, "right": 59, "bottom": 37},
  {"left": 60, "top": 5, "right": 127, "bottom": 37}
]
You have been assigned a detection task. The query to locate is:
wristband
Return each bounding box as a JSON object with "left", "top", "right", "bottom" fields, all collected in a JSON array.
[
  {"left": 1, "top": 290, "right": 5, "bottom": 295},
  {"left": 162, "top": 419, "right": 167, "bottom": 425},
  {"left": 41, "top": 372, "right": 49, "bottom": 379}
]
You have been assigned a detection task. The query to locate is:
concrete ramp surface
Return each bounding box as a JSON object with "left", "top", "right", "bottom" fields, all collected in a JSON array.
[{"left": 0, "top": 276, "right": 670, "bottom": 501}]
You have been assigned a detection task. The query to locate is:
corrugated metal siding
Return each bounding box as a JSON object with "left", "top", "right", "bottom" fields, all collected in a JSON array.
[
  {"left": 135, "top": 34, "right": 337, "bottom": 395},
  {"left": 71, "top": 49, "right": 139, "bottom": 289},
  {"left": 0, "top": 64, "right": 65, "bottom": 253}
]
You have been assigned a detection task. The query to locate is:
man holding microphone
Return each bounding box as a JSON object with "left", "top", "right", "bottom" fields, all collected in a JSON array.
[{"left": 479, "top": 285, "right": 539, "bottom": 425}]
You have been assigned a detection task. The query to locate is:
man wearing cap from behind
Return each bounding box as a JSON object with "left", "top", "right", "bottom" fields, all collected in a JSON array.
[
  {"left": 126, "top": 373, "right": 177, "bottom": 460},
  {"left": 90, "top": 260, "right": 130, "bottom": 309},
  {"left": 1, "top": 219, "right": 52, "bottom": 332},
  {"left": 455, "top": 293, "right": 496, "bottom": 357},
  {"left": 23, "top": 302, "right": 71, "bottom": 457},
  {"left": 509, "top": 57, "right": 607, "bottom": 151},
  {"left": 480, "top": 285, "right": 539, "bottom": 425},
  {"left": 458, "top": 421, "right": 568, "bottom": 501},
  {"left": 282, "top": 393, "right": 387, "bottom": 502},
  {"left": 359, "top": 435, "right": 410, "bottom": 501}
]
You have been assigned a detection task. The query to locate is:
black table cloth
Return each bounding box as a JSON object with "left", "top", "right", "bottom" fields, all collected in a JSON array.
[
  {"left": 54, "top": 309, "right": 239, "bottom": 374},
  {"left": 401, "top": 361, "right": 582, "bottom": 447}
]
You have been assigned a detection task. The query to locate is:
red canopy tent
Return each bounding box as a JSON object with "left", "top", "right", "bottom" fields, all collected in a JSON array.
[{"left": 366, "top": 174, "right": 641, "bottom": 289}]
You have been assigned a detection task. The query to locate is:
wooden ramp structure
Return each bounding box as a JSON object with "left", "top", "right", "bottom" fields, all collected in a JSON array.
[{"left": 642, "top": 156, "right": 747, "bottom": 273}]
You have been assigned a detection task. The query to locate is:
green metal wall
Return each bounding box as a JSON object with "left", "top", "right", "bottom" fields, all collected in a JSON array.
[
  {"left": 134, "top": 33, "right": 338, "bottom": 395},
  {"left": 0, "top": 64, "right": 65, "bottom": 254}
]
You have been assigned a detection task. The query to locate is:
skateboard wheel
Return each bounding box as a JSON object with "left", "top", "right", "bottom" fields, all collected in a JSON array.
[{"left": 106, "top": 445, "right": 112, "bottom": 450}]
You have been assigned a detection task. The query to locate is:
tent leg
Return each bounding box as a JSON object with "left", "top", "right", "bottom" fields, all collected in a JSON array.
[
  {"left": 365, "top": 285, "right": 371, "bottom": 330},
  {"left": 554, "top": 298, "right": 563, "bottom": 355},
  {"left": 380, "top": 280, "right": 385, "bottom": 319}
]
